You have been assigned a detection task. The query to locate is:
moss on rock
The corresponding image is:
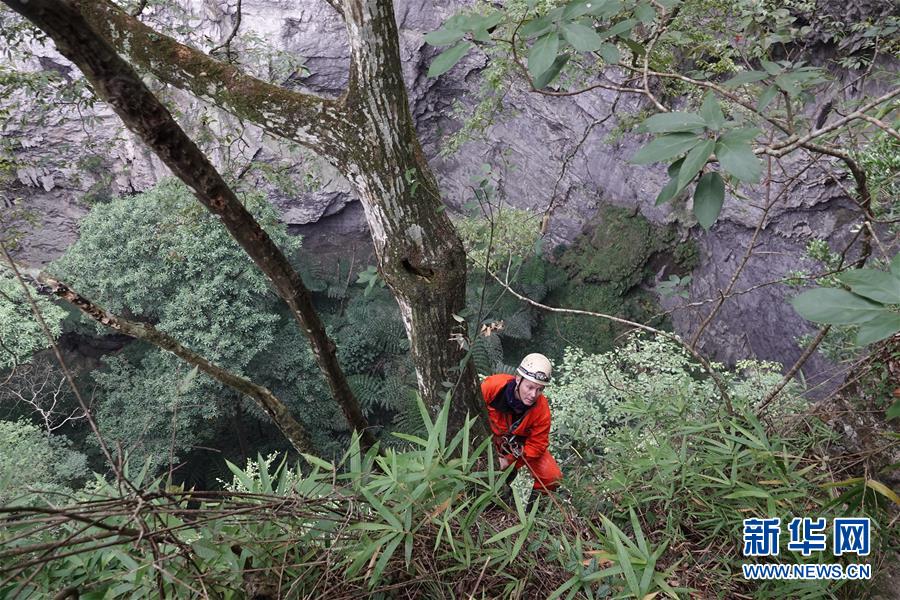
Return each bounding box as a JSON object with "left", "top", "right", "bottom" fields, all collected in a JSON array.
[{"left": 532, "top": 205, "right": 694, "bottom": 359}]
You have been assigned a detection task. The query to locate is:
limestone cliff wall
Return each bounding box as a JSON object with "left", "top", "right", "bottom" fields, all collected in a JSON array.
[{"left": 2, "top": 0, "right": 889, "bottom": 388}]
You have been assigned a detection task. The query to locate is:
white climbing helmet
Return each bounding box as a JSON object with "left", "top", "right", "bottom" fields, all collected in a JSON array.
[{"left": 516, "top": 353, "right": 552, "bottom": 386}]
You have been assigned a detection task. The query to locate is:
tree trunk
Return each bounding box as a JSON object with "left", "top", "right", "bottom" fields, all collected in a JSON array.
[
  {"left": 4, "top": 0, "right": 377, "bottom": 452},
  {"left": 12, "top": 0, "right": 490, "bottom": 438}
]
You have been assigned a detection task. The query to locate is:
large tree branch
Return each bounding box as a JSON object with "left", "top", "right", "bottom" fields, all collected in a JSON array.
[
  {"left": 12, "top": 267, "right": 316, "bottom": 455},
  {"left": 3, "top": 0, "right": 377, "bottom": 452},
  {"left": 75, "top": 0, "right": 353, "bottom": 155}
]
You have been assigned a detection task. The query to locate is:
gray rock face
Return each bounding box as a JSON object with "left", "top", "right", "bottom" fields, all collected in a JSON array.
[{"left": 0, "top": 0, "right": 882, "bottom": 385}]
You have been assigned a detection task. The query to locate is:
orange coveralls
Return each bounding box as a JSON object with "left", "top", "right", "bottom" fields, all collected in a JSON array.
[{"left": 481, "top": 373, "right": 562, "bottom": 492}]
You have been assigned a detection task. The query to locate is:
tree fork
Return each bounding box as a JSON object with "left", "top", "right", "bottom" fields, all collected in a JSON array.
[{"left": 3, "top": 0, "right": 377, "bottom": 452}]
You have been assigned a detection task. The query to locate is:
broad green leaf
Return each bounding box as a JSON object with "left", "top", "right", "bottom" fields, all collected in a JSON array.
[
  {"left": 758, "top": 84, "right": 778, "bottom": 111},
  {"left": 424, "top": 28, "right": 466, "bottom": 46},
  {"left": 655, "top": 158, "right": 685, "bottom": 205},
  {"left": 643, "top": 111, "right": 706, "bottom": 133},
  {"left": 622, "top": 38, "right": 645, "bottom": 56},
  {"left": 533, "top": 54, "right": 570, "bottom": 89},
  {"left": 600, "top": 18, "right": 637, "bottom": 40},
  {"left": 561, "top": 21, "right": 604, "bottom": 52},
  {"left": 723, "top": 70, "right": 768, "bottom": 87},
  {"left": 699, "top": 93, "right": 725, "bottom": 130},
  {"left": 630, "top": 132, "right": 700, "bottom": 164},
  {"left": 589, "top": 0, "right": 624, "bottom": 18},
  {"left": 520, "top": 15, "right": 554, "bottom": 38},
  {"left": 598, "top": 42, "right": 620, "bottom": 63},
  {"left": 716, "top": 131, "right": 761, "bottom": 182},
  {"left": 677, "top": 139, "right": 714, "bottom": 190},
  {"left": 427, "top": 42, "right": 472, "bottom": 77},
  {"left": 836, "top": 269, "right": 900, "bottom": 304},
  {"left": 466, "top": 12, "right": 503, "bottom": 32},
  {"left": 562, "top": 0, "right": 596, "bottom": 19},
  {"left": 693, "top": 172, "right": 725, "bottom": 230},
  {"left": 634, "top": 2, "right": 656, "bottom": 23},
  {"left": 529, "top": 32, "right": 560, "bottom": 79},
  {"left": 655, "top": 177, "right": 679, "bottom": 205},
  {"left": 791, "top": 288, "right": 883, "bottom": 324},
  {"left": 891, "top": 253, "right": 900, "bottom": 275},
  {"left": 760, "top": 59, "right": 782, "bottom": 75},
  {"left": 856, "top": 311, "right": 900, "bottom": 345}
]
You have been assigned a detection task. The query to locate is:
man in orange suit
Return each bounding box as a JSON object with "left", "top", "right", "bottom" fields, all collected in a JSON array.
[{"left": 481, "top": 353, "right": 562, "bottom": 505}]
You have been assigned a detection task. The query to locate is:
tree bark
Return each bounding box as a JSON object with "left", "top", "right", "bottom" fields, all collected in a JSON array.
[
  {"left": 72, "top": 0, "right": 489, "bottom": 434},
  {"left": 3, "top": 0, "right": 377, "bottom": 452}
]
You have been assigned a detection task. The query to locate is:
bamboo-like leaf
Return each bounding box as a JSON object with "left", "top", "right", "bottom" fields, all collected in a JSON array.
[{"left": 865, "top": 479, "right": 900, "bottom": 505}]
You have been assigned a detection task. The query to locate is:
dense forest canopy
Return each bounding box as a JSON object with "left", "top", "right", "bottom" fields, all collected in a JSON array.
[{"left": 0, "top": 0, "right": 897, "bottom": 596}]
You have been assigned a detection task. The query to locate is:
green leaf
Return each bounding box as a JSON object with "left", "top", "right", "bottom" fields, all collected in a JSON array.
[
  {"left": 723, "top": 489, "right": 770, "bottom": 499},
  {"left": 865, "top": 479, "right": 900, "bottom": 506},
  {"left": 600, "top": 18, "right": 637, "bottom": 40},
  {"left": 424, "top": 28, "right": 466, "bottom": 46},
  {"left": 485, "top": 523, "right": 524, "bottom": 544},
  {"left": 887, "top": 399, "right": 900, "bottom": 421},
  {"left": 529, "top": 32, "right": 560, "bottom": 79},
  {"left": 836, "top": 269, "right": 900, "bottom": 304},
  {"left": 655, "top": 178, "right": 679, "bottom": 205},
  {"left": 757, "top": 85, "right": 778, "bottom": 111},
  {"left": 589, "top": 0, "right": 624, "bottom": 18},
  {"left": 466, "top": 12, "right": 503, "bottom": 32},
  {"left": 643, "top": 111, "right": 706, "bottom": 133},
  {"left": 716, "top": 130, "right": 761, "bottom": 182},
  {"left": 693, "top": 172, "right": 725, "bottom": 230},
  {"left": 891, "top": 253, "right": 900, "bottom": 275},
  {"left": 598, "top": 42, "right": 620, "bottom": 63},
  {"left": 562, "top": 0, "right": 596, "bottom": 20},
  {"left": 655, "top": 158, "right": 685, "bottom": 205},
  {"left": 427, "top": 41, "right": 473, "bottom": 77},
  {"left": 791, "top": 288, "right": 883, "bottom": 325},
  {"left": 634, "top": 2, "right": 656, "bottom": 23},
  {"left": 533, "top": 54, "right": 570, "bottom": 89},
  {"left": 561, "top": 21, "right": 604, "bottom": 52},
  {"left": 630, "top": 132, "right": 701, "bottom": 164},
  {"left": 760, "top": 59, "right": 782, "bottom": 75},
  {"left": 699, "top": 93, "right": 725, "bottom": 130},
  {"left": 301, "top": 453, "right": 335, "bottom": 472},
  {"left": 677, "top": 139, "right": 715, "bottom": 191},
  {"left": 520, "top": 15, "right": 554, "bottom": 38},
  {"left": 722, "top": 70, "right": 768, "bottom": 87},
  {"left": 856, "top": 311, "right": 900, "bottom": 345}
]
